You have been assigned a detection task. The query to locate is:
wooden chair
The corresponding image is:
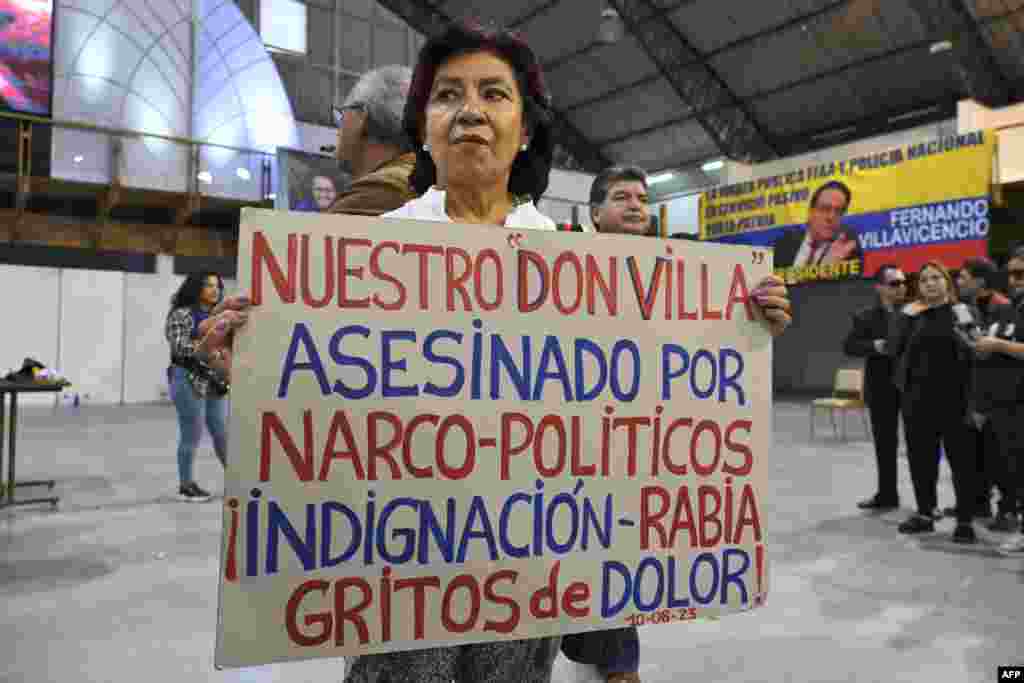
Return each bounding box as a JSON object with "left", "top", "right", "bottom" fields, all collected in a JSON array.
[{"left": 810, "top": 368, "right": 870, "bottom": 441}]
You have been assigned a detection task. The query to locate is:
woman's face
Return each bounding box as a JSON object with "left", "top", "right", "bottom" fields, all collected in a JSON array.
[
  {"left": 200, "top": 275, "right": 222, "bottom": 306},
  {"left": 423, "top": 50, "right": 529, "bottom": 192},
  {"left": 918, "top": 266, "right": 949, "bottom": 302}
]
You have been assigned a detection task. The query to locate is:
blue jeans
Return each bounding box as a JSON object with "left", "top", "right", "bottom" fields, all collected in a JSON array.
[{"left": 171, "top": 366, "right": 228, "bottom": 485}]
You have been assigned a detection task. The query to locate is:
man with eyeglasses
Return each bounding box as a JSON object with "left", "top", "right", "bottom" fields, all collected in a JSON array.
[
  {"left": 774, "top": 180, "right": 863, "bottom": 272},
  {"left": 844, "top": 264, "right": 908, "bottom": 511},
  {"left": 970, "top": 246, "right": 1024, "bottom": 556},
  {"left": 327, "top": 65, "right": 417, "bottom": 216}
]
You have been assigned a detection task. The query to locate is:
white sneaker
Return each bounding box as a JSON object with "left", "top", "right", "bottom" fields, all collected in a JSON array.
[{"left": 997, "top": 533, "right": 1024, "bottom": 557}]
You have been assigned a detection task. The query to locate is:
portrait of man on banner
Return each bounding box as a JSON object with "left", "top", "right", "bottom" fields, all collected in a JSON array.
[{"left": 773, "top": 180, "right": 863, "bottom": 272}]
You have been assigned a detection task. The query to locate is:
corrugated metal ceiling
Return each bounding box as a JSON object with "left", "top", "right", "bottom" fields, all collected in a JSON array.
[{"left": 380, "top": 0, "right": 1024, "bottom": 172}]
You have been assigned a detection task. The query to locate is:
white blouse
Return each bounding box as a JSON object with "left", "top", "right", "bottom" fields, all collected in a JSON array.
[{"left": 382, "top": 187, "right": 557, "bottom": 231}]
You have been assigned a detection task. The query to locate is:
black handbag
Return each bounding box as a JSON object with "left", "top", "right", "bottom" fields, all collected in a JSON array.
[{"left": 171, "top": 354, "right": 230, "bottom": 396}]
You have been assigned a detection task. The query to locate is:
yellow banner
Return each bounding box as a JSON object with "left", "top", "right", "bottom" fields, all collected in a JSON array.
[{"left": 699, "top": 130, "right": 994, "bottom": 284}]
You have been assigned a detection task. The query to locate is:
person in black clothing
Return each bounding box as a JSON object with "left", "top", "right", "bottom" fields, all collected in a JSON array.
[
  {"left": 888, "top": 261, "right": 978, "bottom": 543},
  {"left": 972, "top": 247, "right": 1024, "bottom": 552},
  {"left": 956, "top": 257, "right": 1011, "bottom": 523},
  {"left": 843, "top": 264, "right": 907, "bottom": 510}
]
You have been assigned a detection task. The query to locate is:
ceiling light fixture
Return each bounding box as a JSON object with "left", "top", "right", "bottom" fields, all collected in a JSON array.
[
  {"left": 701, "top": 159, "right": 724, "bottom": 172},
  {"left": 888, "top": 105, "right": 941, "bottom": 124},
  {"left": 597, "top": 7, "right": 625, "bottom": 45},
  {"left": 811, "top": 125, "right": 857, "bottom": 141},
  {"left": 930, "top": 40, "right": 953, "bottom": 54},
  {"left": 197, "top": 171, "right": 213, "bottom": 184},
  {"left": 236, "top": 167, "right": 252, "bottom": 181},
  {"left": 648, "top": 171, "right": 675, "bottom": 184},
  {"left": 73, "top": 155, "right": 84, "bottom": 163}
]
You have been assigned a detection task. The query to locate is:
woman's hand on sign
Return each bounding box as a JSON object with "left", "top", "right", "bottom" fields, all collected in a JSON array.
[
  {"left": 751, "top": 275, "right": 791, "bottom": 337},
  {"left": 211, "top": 294, "right": 252, "bottom": 316},
  {"left": 197, "top": 295, "right": 253, "bottom": 361}
]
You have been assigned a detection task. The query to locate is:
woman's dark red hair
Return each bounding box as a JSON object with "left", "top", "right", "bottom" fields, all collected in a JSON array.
[{"left": 403, "top": 20, "right": 555, "bottom": 202}]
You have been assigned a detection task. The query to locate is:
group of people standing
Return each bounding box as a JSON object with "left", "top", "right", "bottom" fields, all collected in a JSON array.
[
  {"left": 157, "top": 15, "right": 1024, "bottom": 682},
  {"left": 845, "top": 252, "right": 1024, "bottom": 552}
]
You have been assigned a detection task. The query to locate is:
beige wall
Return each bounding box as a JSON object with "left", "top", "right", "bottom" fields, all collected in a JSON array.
[{"left": 959, "top": 100, "right": 1024, "bottom": 186}]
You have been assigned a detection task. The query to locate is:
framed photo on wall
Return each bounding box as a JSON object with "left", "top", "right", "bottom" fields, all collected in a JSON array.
[
  {"left": 275, "top": 147, "right": 350, "bottom": 213},
  {"left": 0, "top": 0, "right": 55, "bottom": 116}
]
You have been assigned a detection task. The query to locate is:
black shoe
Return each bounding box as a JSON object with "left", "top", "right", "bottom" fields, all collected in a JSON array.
[
  {"left": 952, "top": 524, "right": 977, "bottom": 544},
  {"left": 927, "top": 508, "right": 944, "bottom": 520},
  {"left": 898, "top": 515, "right": 935, "bottom": 534},
  {"left": 177, "top": 482, "right": 211, "bottom": 503},
  {"left": 942, "top": 506, "right": 957, "bottom": 517},
  {"left": 987, "top": 512, "right": 1019, "bottom": 533},
  {"left": 857, "top": 495, "right": 899, "bottom": 511},
  {"left": 975, "top": 505, "right": 994, "bottom": 520}
]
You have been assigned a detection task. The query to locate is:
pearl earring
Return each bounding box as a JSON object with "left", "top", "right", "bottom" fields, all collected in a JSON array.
[
  {"left": 520, "top": 143, "right": 528, "bottom": 151},
  {"left": 423, "top": 143, "right": 431, "bottom": 152}
]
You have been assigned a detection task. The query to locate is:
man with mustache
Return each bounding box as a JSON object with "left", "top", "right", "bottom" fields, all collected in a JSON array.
[
  {"left": 589, "top": 165, "right": 655, "bottom": 238},
  {"left": 557, "top": 165, "right": 651, "bottom": 683},
  {"left": 568, "top": 166, "right": 789, "bottom": 682}
]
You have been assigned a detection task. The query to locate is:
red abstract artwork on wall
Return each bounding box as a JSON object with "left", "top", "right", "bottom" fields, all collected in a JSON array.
[{"left": 0, "top": 0, "right": 52, "bottom": 115}]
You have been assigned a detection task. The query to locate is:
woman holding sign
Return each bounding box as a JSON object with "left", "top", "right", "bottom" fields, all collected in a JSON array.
[
  {"left": 203, "top": 18, "right": 792, "bottom": 683},
  {"left": 341, "top": 21, "right": 565, "bottom": 683},
  {"left": 350, "top": 20, "right": 792, "bottom": 683}
]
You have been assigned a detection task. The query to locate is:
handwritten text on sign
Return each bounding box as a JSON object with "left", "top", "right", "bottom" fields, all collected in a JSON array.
[{"left": 215, "top": 210, "right": 773, "bottom": 669}]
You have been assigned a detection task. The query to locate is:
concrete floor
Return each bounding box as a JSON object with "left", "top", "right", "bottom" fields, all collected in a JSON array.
[{"left": 1, "top": 401, "right": 1021, "bottom": 683}]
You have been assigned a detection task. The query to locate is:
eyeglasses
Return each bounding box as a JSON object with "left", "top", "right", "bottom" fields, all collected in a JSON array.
[
  {"left": 1008, "top": 269, "right": 1024, "bottom": 280},
  {"left": 885, "top": 279, "right": 907, "bottom": 287},
  {"left": 332, "top": 103, "right": 366, "bottom": 127}
]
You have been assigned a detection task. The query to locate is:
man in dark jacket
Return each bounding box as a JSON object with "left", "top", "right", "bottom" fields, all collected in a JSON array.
[
  {"left": 843, "top": 264, "right": 907, "bottom": 510},
  {"left": 972, "top": 247, "right": 1024, "bottom": 553},
  {"left": 956, "top": 257, "right": 1010, "bottom": 524},
  {"left": 557, "top": 165, "right": 651, "bottom": 683}
]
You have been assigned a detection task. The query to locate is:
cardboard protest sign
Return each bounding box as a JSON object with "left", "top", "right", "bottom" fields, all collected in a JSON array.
[{"left": 215, "top": 209, "right": 773, "bottom": 668}]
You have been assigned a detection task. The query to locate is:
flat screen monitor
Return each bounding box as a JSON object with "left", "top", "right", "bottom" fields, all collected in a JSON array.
[{"left": 0, "top": 0, "right": 53, "bottom": 116}]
